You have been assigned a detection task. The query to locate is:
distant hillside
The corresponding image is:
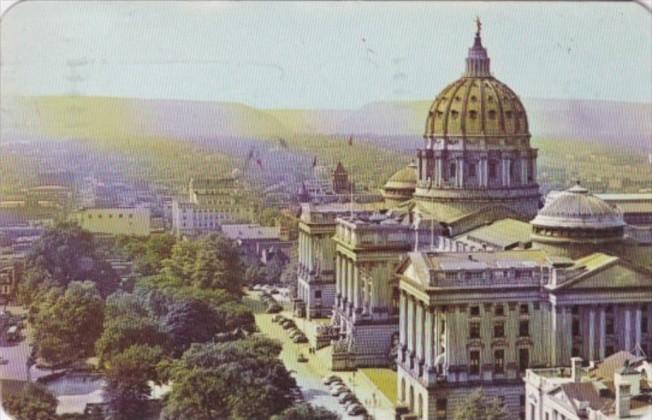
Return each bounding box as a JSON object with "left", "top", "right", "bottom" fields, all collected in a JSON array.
[{"left": 2, "top": 95, "right": 649, "bottom": 151}]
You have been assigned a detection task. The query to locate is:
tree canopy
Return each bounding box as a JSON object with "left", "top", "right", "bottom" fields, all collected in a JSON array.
[
  {"left": 271, "top": 403, "right": 340, "bottom": 420},
  {"left": 163, "top": 337, "right": 296, "bottom": 420},
  {"left": 32, "top": 281, "right": 105, "bottom": 365},
  {"left": 453, "top": 389, "right": 510, "bottom": 420},
  {"left": 3, "top": 383, "right": 59, "bottom": 420}
]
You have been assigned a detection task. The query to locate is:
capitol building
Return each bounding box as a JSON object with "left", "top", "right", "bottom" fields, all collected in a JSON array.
[{"left": 294, "top": 21, "right": 652, "bottom": 420}]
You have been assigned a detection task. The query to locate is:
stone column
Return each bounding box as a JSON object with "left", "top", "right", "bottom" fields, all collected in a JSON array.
[
  {"left": 407, "top": 296, "right": 415, "bottom": 355},
  {"left": 589, "top": 308, "right": 595, "bottom": 361},
  {"left": 625, "top": 306, "right": 632, "bottom": 351},
  {"left": 347, "top": 259, "right": 354, "bottom": 314},
  {"left": 436, "top": 157, "right": 443, "bottom": 187},
  {"left": 457, "top": 157, "right": 465, "bottom": 188},
  {"left": 399, "top": 292, "right": 407, "bottom": 348},
  {"left": 416, "top": 302, "right": 424, "bottom": 363},
  {"left": 636, "top": 306, "right": 642, "bottom": 352},
  {"left": 433, "top": 308, "right": 440, "bottom": 366},
  {"left": 353, "top": 263, "right": 361, "bottom": 313},
  {"left": 521, "top": 156, "right": 528, "bottom": 185},
  {"left": 599, "top": 307, "right": 606, "bottom": 359},
  {"left": 425, "top": 306, "right": 434, "bottom": 368},
  {"left": 335, "top": 254, "right": 341, "bottom": 297}
]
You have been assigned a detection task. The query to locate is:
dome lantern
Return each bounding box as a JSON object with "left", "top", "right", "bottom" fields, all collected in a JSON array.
[{"left": 465, "top": 17, "right": 491, "bottom": 77}]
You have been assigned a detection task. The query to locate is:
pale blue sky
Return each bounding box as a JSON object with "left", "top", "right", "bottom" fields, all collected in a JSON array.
[{"left": 1, "top": 1, "right": 650, "bottom": 108}]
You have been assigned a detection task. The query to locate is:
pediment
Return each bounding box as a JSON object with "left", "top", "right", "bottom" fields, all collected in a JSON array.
[{"left": 552, "top": 262, "right": 652, "bottom": 291}]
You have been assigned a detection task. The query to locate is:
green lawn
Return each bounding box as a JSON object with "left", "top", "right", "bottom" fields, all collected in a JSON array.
[{"left": 360, "top": 368, "right": 397, "bottom": 403}]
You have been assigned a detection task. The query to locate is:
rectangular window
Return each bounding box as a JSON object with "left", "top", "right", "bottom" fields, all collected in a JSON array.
[
  {"left": 520, "top": 304, "right": 529, "bottom": 315},
  {"left": 450, "top": 163, "right": 457, "bottom": 179},
  {"left": 470, "top": 305, "right": 480, "bottom": 317},
  {"left": 470, "top": 322, "right": 481, "bottom": 339},
  {"left": 572, "top": 319, "right": 580, "bottom": 337},
  {"left": 436, "top": 399, "right": 447, "bottom": 420},
  {"left": 468, "top": 163, "right": 477, "bottom": 177},
  {"left": 469, "top": 350, "right": 480, "bottom": 375},
  {"left": 519, "top": 348, "right": 529, "bottom": 373},
  {"left": 489, "top": 162, "right": 497, "bottom": 178},
  {"left": 315, "top": 290, "right": 321, "bottom": 298},
  {"left": 495, "top": 304, "right": 504, "bottom": 316},
  {"left": 519, "top": 320, "right": 529, "bottom": 337},
  {"left": 606, "top": 316, "right": 615, "bottom": 335},
  {"left": 643, "top": 311, "right": 649, "bottom": 334},
  {"left": 494, "top": 322, "right": 505, "bottom": 338},
  {"left": 494, "top": 349, "right": 505, "bottom": 374}
]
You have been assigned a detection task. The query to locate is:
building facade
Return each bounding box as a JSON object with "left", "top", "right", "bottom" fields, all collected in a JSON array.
[
  {"left": 396, "top": 249, "right": 652, "bottom": 420},
  {"left": 75, "top": 207, "right": 151, "bottom": 236},
  {"left": 295, "top": 203, "right": 378, "bottom": 319},
  {"left": 525, "top": 352, "right": 652, "bottom": 420},
  {"left": 331, "top": 213, "right": 413, "bottom": 370},
  {"left": 172, "top": 177, "right": 253, "bottom": 236},
  {"left": 412, "top": 23, "right": 541, "bottom": 225}
]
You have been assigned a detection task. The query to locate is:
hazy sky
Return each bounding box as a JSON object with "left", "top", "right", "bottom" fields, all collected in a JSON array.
[{"left": 1, "top": 1, "right": 651, "bottom": 108}]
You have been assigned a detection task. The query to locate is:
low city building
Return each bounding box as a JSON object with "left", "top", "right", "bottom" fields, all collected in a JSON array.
[
  {"left": 75, "top": 207, "right": 151, "bottom": 236},
  {"left": 525, "top": 352, "right": 652, "bottom": 419},
  {"left": 395, "top": 249, "right": 652, "bottom": 419},
  {"left": 0, "top": 256, "right": 23, "bottom": 303},
  {"left": 295, "top": 202, "right": 381, "bottom": 319},
  {"left": 331, "top": 212, "right": 412, "bottom": 370}
]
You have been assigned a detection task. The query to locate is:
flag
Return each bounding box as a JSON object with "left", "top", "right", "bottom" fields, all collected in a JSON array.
[{"left": 312, "top": 156, "right": 317, "bottom": 168}]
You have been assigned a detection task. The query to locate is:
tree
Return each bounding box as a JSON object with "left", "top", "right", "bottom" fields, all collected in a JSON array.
[
  {"left": 453, "top": 389, "right": 509, "bottom": 420},
  {"left": 191, "top": 234, "right": 243, "bottom": 293},
  {"left": 96, "top": 314, "right": 169, "bottom": 366},
  {"left": 163, "top": 299, "right": 221, "bottom": 355},
  {"left": 105, "top": 290, "right": 149, "bottom": 319},
  {"left": 271, "top": 403, "right": 340, "bottom": 420},
  {"left": 32, "top": 281, "right": 105, "bottom": 365},
  {"left": 3, "top": 383, "right": 58, "bottom": 420},
  {"left": 215, "top": 301, "right": 256, "bottom": 333},
  {"left": 25, "top": 222, "right": 119, "bottom": 298},
  {"left": 264, "top": 252, "right": 286, "bottom": 284},
  {"left": 104, "top": 345, "right": 165, "bottom": 420},
  {"left": 163, "top": 337, "right": 295, "bottom": 420}
]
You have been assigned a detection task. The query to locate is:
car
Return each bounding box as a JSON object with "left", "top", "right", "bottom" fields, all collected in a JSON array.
[
  {"left": 270, "top": 288, "right": 279, "bottom": 294},
  {"left": 347, "top": 403, "right": 367, "bottom": 416},
  {"left": 297, "top": 353, "right": 308, "bottom": 363},
  {"left": 322, "top": 375, "right": 343, "bottom": 386},
  {"left": 338, "top": 391, "right": 357, "bottom": 404},
  {"left": 293, "top": 335, "right": 308, "bottom": 344},
  {"left": 288, "top": 329, "right": 302, "bottom": 338},
  {"left": 272, "top": 314, "right": 285, "bottom": 323},
  {"left": 281, "top": 320, "right": 296, "bottom": 330},
  {"left": 330, "top": 385, "right": 348, "bottom": 396},
  {"left": 266, "top": 303, "right": 283, "bottom": 314},
  {"left": 344, "top": 398, "right": 361, "bottom": 410}
]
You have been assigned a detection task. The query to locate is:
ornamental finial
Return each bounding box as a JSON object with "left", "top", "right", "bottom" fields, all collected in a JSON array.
[{"left": 475, "top": 16, "right": 482, "bottom": 35}]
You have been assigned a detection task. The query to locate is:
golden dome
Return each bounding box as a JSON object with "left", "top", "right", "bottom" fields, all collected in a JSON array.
[
  {"left": 424, "top": 26, "right": 529, "bottom": 139},
  {"left": 384, "top": 162, "right": 417, "bottom": 190}
]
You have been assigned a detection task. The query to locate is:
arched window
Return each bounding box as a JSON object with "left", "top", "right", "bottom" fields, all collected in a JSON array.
[
  {"left": 418, "top": 394, "right": 424, "bottom": 418},
  {"left": 409, "top": 386, "right": 415, "bottom": 411},
  {"left": 401, "top": 378, "right": 406, "bottom": 402}
]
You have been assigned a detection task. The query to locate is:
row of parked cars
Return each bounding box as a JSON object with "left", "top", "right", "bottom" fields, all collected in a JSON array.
[
  {"left": 260, "top": 292, "right": 283, "bottom": 314},
  {"left": 272, "top": 314, "right": 308, "bottom": 344},
  {"left": 322, "top": 375, "right": 369, "bottom": 417}
]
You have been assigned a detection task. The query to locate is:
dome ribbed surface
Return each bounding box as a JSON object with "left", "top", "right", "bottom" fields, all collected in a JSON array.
[{"left": 531, "top": 185, "right": 625, "bottom": 229}]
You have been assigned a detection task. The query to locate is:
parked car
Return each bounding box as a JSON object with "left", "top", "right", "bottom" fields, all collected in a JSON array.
[
  {"left": 347, "top": 404, "right": 367, "bottom": 416},
  {"left": 297, "top": 353, "right": 308, "bottom": 363},
  {"left": 266, "top": 303, "right": 283, "bottom": 314},
  {"left": 322, "top": 375, "right": 343, "bottom": 386},
  {"left": 270, "top": 288, "right": 279, "bottom": 294},
  {"left": 330, "top": 385, "right": 348, "bottom": 396},
  {"left": 293, "top": 335, "right": 308, "bottom": 344},
  {"left": 338, "top": 391, "right": 357, "bottom": 405},
  {"left": 289, "top": 329, "right": 302, "bottom": 338},
  {"left": 272, "top": 314, "right": 285, "bottom": 323},
  {"left": 281, "top": 320, "right": 296, "bottom": 330}
]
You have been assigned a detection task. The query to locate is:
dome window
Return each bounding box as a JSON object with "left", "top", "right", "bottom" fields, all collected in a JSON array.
[
  {"left": 488, "top": 110, "right": 497, "bottom": 119},
  {"left": 487, "top": 96, "right": 494, "bottom": 102},
  {"left": 470, "top": 96, "right": 477, "bottom": 102},
  {"left": 505, "top": 111, "right": 513, "bottom": 118},
  {"left": 429, "top": 111, "right": 434, "bottom": 116},
  {"left": 455, "top": 96, "right": 461, "bottom": 102},
  {"left": 469, "top": 110, "right": 478, "bottom": 120},
  {"left": 436, "top": 111, "right": 444, "bottom": 117},
  {"left": 451, "top": 110, "right": 459, "bottom": 119}
]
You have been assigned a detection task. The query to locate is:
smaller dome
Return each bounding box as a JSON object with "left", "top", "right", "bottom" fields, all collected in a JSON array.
[
  {"left": 531, "top": 184, "right": 625, "bottom": 230},
  {"left": 384, "top": 162, "right": 418, "bottom": 190}
]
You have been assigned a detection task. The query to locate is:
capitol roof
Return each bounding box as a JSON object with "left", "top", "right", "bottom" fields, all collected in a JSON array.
[
  {"left": 383, "top": 162, "right": 417, "bottom": 190},
  {"left": 532, "top": 184, "right": 626, "bottom": 230},
  {"left": 423, "top": 21, "right": 529, "bottom": 139}
]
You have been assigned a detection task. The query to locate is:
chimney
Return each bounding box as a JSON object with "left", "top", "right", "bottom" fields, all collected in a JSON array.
[
  {"left": 571, "top": 357, "right": 583, "bottom": 383},
  {"left": 616, "top": 383, "right": 631, "bottom": 418}
]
